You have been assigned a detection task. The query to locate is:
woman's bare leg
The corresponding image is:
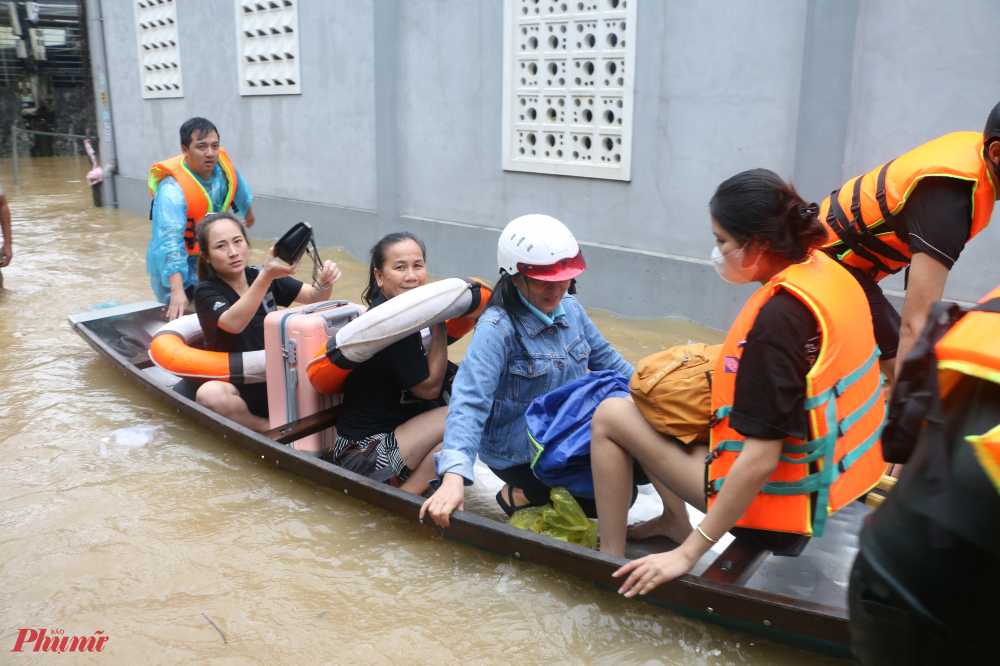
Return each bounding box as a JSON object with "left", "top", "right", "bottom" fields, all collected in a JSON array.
[
  {"left": 400, "top": 442, "right": 442, "bottom": 495},
  {"left": 626, "top": 475, "right": 693, "bottom": 544},
  {"left": 196, "top": 381, "right": 269, "bottom": 432},
  {"left": 394, "top": 406, "right": 447, "bottom": 495},
  {"left": 591, "top": 398, "right": 709, "bottom": 556}
]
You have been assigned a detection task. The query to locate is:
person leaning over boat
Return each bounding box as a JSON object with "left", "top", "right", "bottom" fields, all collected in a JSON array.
[
  {"left": 589, "top": 170, "right": 886, "bottom": 596},
  {"left": 820, "top": 101, "right": 1000, "bottom": 395},
  {"left": 325, "top": 232, "right": 450, "bottom": 495},
  {"left": 147, "top": 117, "right": 255, "bottom": 321},
  {"left": 849, "top": 285, "right": 1000, "bottom": 665},
  {"left": 192, "top": 212, "right": 340, "bottom": 432},
  {"left": 420, "top": 215, "right": 635, "bottom": 527}
]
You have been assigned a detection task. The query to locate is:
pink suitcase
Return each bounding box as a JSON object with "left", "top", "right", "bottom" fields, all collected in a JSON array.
[{"left": 264, "top": 300, "right": 362, "bottom": 455}]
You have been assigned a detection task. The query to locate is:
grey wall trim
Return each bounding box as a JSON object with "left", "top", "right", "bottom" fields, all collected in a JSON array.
[{"left": 792, "top": 0, "right": 860, "bottom": 203}]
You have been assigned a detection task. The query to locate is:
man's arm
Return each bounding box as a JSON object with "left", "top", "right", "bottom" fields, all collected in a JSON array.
[
  {"left": 151, "top": 182, "right": 194, "bottom": 320},
  {"left": 232, "top": 167, "right": 253, "bottom": 228},
  {"left": 894, "top": 252, "right": 950, "bottom": 381},
  {"left": 0, "top": 194, "right": 11, "bottom": 268}
]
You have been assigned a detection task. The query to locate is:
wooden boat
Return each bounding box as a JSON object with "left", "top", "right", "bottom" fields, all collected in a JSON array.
[{"left": 70, "top": 300, "right": 864, "bottom": 660}]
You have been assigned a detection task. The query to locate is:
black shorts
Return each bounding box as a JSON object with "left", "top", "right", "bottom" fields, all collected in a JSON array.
[
  {"left": 237, "top": 383, "right": 270, "bottom": 419},
  {"left": 833, "top": 258, "right": 902, "bottom": 360}
]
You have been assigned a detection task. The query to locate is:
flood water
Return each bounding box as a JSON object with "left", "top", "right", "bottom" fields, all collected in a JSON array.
[{"left": 0, "top": 157, "right": 843, "bottom": 664}]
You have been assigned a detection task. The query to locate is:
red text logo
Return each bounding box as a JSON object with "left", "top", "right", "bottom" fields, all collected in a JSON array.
[{"left": 10, "top": 629, "right": 109, "bottom": 653}]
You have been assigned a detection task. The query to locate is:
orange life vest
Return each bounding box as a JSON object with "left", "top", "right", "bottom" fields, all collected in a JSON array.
[
  {"left": 821, "top": 132, "right": 997, "bottom": 281},
  {"left": 148, "top": 147, "right": 239, "bottom": 256},
  {"left": 708, "top": 251, "right": 887, "bottom": 537},
  {"left": 936, "top": 285, "right": 1000, "bottom": 495}
]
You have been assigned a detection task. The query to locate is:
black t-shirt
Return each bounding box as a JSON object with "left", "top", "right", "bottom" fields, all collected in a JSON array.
[
  {"left": 884, "top": 176, "right": 974, "bottom": 269},
  {"left": 335, "top": 293, "right": 436, "bottom": 440},
  {"left": 194, "top": 266, "right": 303, "bottom": 353},
  {"left": 729, "top": 291, "right": 820, "bottom": 441}
]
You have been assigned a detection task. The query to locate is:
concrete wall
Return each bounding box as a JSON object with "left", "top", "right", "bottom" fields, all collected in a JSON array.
[
  {"left": 103, "top": 0, "right": 1000, "bottom": 330},
  {"left": 843, "top": 0, "right": 1000, "bottom": 300},
  {"left": 100, "top": 0, "right": 377, "bottom": 211}
]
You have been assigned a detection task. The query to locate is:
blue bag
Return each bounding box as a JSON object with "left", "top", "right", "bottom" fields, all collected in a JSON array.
[{"left": 526, "top": 369, "right": 631, "bottom": 499}]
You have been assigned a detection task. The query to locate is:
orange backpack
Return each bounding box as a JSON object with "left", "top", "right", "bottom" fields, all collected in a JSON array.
[{"left": 629, "top": 343, "right": 720, "bottom": 444}]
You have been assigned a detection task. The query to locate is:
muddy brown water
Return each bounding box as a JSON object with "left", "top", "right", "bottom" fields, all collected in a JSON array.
[{"left": 0, "top": 157, "right": 844, "bottom": 664}]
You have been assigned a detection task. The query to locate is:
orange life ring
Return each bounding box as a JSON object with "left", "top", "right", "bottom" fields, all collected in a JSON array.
[{"left": 149, "top": 314, "right": 267, "bottom": 384}]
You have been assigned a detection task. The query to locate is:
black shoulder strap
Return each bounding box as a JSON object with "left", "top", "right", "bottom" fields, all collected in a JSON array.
[
  {"left": 971, "top": 297, "right": 1000, "bottom": 314},
  {"left": 882, "top": 300, "right": 965, "bottom": 463},
  {"left": 827, "top": 185, "right": 897, "bottom": 276},
  {"left": 848, "top": 163, "right": 910, "bottom": 264},
  {"left": 884, "top": 296, "right": 1000, "bottom": 549},
  {"left": 874, "top": 160, "right": 897, "bottom": 225}
]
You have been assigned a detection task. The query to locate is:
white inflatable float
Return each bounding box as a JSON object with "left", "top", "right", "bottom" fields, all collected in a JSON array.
[{"left": 307, "top": 277, "right": 491, "bottom": 394}]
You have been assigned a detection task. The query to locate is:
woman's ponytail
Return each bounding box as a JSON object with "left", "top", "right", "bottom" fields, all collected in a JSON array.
[{"left": 710, "top": 168, "right": 827, "bottom": 262}]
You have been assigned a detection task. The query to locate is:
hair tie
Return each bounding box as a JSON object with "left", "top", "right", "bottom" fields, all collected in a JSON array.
[{"left": 795, "top": 203, "right": 819, "bottom": 220}]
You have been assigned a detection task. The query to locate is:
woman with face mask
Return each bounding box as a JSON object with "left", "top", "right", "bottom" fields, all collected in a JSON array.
[
  {"left": 420, "top": 214, "right": 635, "bottom": 527},
  {"left": 589, "top": 169, "right": 886, "bottom": 597}
]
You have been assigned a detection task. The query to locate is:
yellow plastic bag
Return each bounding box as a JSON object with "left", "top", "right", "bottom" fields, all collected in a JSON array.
[{"left": 507, "top": 487, "right": 598, "bottom": 549}]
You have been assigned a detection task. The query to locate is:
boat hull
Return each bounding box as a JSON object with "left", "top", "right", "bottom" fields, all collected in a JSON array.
[{"left": 69, "top": 302, "right": 852, "bottom": 659}]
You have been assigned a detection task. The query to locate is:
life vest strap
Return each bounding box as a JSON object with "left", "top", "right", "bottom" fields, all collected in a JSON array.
[
  {"left": 710, "top": 350, "right": 885, "bottom": 537},
  {"left": 804, "top": 345, "right": 881, "bottom": 411},
  {"left": 874, "top": 160, "right": 897, "bottom": 228},
  {"left": 848, "top": 163, "right": 910, "bottom": 264},
  {"left": 837, "top": 375, "right": 885, "bottom": 437},
  {"left": 828, "top": 191, "right": 898, "bottom": 277}
]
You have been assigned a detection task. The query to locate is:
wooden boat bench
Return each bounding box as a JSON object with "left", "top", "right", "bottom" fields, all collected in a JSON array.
[
  {"left": 263, "top": 405, "right": 343, "bottom": 445},
  {"left": 701, "top": 538, "right": 770, "bottom": 586}
]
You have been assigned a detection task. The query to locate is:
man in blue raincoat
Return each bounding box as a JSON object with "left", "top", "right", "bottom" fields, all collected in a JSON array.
[{"left": 146, "top": 117, "right": 254, "bottom": 320}]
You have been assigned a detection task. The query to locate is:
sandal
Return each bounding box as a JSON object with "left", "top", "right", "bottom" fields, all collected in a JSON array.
[{"left": 496, "top": 485, "right": 545, "bottom": 517}]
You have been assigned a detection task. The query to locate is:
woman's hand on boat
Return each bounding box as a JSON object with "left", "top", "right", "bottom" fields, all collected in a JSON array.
[
  {"left": 612, "top": 548, "right": 699, "bottom": 597},
  {"left": 419, "top": 472, "right": 465, "bottom": 528},
  {"left": 261, "top": 246, "right": 300, "bottom": 281}
]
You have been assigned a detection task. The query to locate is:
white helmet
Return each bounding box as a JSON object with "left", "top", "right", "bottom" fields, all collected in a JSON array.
[{"left": 497, "top": 214, "right": 586, "bottom": 281}]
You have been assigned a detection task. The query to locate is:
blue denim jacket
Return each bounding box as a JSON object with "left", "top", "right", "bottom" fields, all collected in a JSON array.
[{"left": 434, "top": 294, "right": 634, "bottom": 484}]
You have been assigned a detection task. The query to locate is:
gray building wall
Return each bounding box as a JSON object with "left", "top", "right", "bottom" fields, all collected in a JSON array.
[{"left": 103, "top": 0, "right": 1000, "bottom": 329}]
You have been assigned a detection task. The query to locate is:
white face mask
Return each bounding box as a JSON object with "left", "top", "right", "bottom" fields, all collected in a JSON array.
[{"left": 711, "top": 244, "right": 762, "bottom": 284}]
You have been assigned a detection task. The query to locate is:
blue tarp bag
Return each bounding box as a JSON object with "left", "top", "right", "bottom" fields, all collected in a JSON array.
[{"left": 526, "top": 369, "right": 631, "bottom": 499}]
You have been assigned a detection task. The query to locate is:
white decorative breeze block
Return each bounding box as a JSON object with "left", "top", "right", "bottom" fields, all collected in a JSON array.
[
  {"left": 235, "top": 0, "right": 301, "bottom": 96},
  {"left": 135, "top": 0, "right": 183, "bottom": 99},
  {"left": 502, "top": 0, "right": 637, "bottom": 181}
]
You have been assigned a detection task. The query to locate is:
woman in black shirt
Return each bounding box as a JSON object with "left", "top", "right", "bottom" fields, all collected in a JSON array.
[
  {"left": 193, "top": 212, "right": 341, "bottom": 432},
  {"left": 590, "top": 170, "right": 845, "bottom": 595},
  {"left": 327, "top": 232, "right": 449, "bottom": 495}
]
